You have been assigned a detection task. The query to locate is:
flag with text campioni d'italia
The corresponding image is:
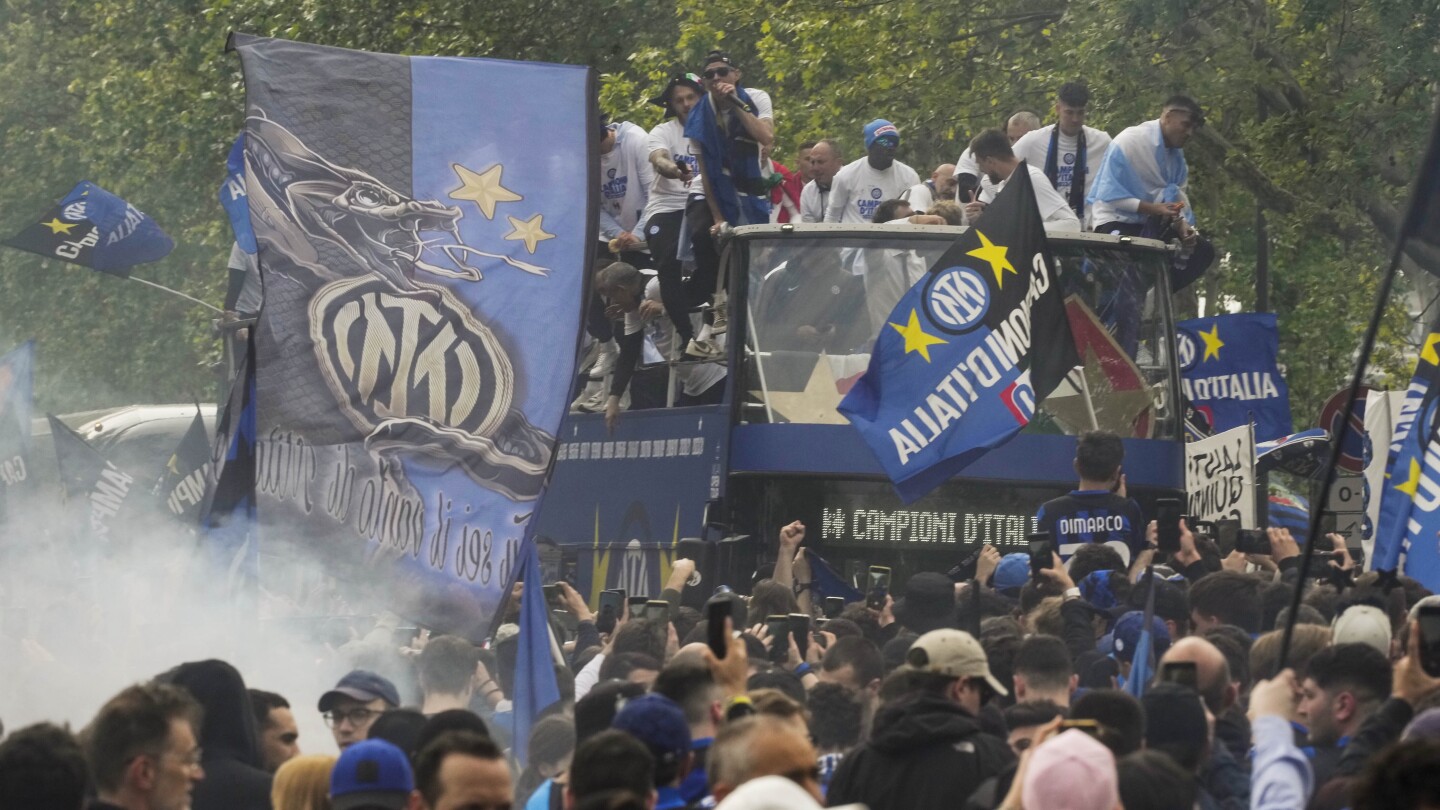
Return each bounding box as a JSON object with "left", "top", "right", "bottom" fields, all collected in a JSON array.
[
  {"left": 838, "top": 164, "right": 1078, "bottom": 503},
  {"left": 1176, "top": 313, "right": 1293, "bottom": 442},
  {"left": 231, "top": 35, "right": 592, "bottom": 639},
  {"left": 3, "top": 181, "right": 173, "bottom": 277}
]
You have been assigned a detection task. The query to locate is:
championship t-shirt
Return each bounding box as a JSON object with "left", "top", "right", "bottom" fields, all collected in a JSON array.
[
  {"left": 642, "top": 119, "right": 697, "bottom": 218},
  {"left": 978, "top": 164, "right": 1081, "bottom": 232},
  {"left": 1012, "top": 124, "right": 1113, "bottom": 201},
  {"left": 1034, "top": 489, "right": 1145, "bottom": 565},
  {"left": 824, "top": 158, "right": 921, "bottom": 224}
]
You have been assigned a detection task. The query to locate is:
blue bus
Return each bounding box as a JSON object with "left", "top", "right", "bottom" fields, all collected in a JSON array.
[{"left": 534, "top": 223, "right": 1186, "bottom": 605}]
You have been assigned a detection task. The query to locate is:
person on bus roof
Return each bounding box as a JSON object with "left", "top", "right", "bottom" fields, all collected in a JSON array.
[{"left": 1033, "top": 431, "right": 1145, "bottom": 565}]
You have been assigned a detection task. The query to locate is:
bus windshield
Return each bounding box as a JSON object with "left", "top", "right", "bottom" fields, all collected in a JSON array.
[{"left": 741, "top": 229, "right": 1179, "bottom": 441}]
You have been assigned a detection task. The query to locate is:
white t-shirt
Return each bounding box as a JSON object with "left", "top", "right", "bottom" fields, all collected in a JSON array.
[
  {"left": 641, "top": 119, "right": 696, "bottom": 219},
  {"left": 952, "top": 148, "right": 996, "bottom": 202},
  {"left": 901, "top": 181, "right": 937, "bottom": 212},
  {"left": 1012, "top": 124, "right": 1112, "bottom": 201},
  {"left": 824, "top": 158, "right": 921, "bottom": 224},
  {"left": 800, "top": 180, "right": 830, "bottom": 223},
  {"left": 977, "top": 164, "right": 1082, "bottom": 232},
  {"left": 744, "top": 88, "right": 774, "bottom": 121},
  {"left": 598, "top": 121, "right": 654, "bottom": 240},
  {"left": 624, "top": 278, "right": 725, "bottom": 396}
]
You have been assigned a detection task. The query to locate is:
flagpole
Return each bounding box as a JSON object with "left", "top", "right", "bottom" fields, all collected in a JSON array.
[
  {"left": 1277, "top": 216, "right": 1409, "bottom": 670},
  {"left": 127, "top": 275, "right": 224, "bottom": 314}
]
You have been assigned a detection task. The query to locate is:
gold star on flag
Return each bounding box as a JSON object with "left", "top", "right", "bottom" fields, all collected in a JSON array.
[
  {"left": 1423, "top": 333, "right": 1440, "bottom": 366},
  {"left": 42, "top": 218, "right": 76, "bottom": 235},
  {"left": 889, "top": 309, "right": 947, "bottom": 363},
  {"left": 1200, "top": 324, "right": 1225, "bottom": 362},
  {"left": 450, "top": 163, "right": 522, "bottom": 219},
  {"left": 967, "top": 230, "right": 1015, "bottom": 288},
  {"left": 1396, "top": 458, "right": 1423, "bottom": 497},
  {"left": 504, "top": 214, "right": 555, "bottom": 254}
]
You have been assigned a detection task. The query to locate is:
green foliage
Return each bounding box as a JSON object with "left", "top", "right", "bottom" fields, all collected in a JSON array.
[{"left": 0, "top": 0, "right": 1434, "bottom": 422}]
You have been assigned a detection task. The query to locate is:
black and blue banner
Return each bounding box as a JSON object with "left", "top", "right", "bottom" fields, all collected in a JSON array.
[
  {"left": 2, "top": 181, "right": 173, "bottom": 277},
  {"left": 1177, "top": 313, "right": 1292, "bottom": 442},
  {"left": 231, "top": 35, "right": 593, "bottom": 639},
  {"left": 839, "top": 165, "right": 1078, "bottom": 502}
]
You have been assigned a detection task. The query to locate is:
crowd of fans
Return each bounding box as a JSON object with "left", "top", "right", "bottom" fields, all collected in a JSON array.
[{"left": 5, "top": 430, "right": 1440, "bottom": 810}]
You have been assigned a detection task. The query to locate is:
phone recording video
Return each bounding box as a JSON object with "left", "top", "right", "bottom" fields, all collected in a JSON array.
[
  {"left": 627, "top": 595, "right": 649, "bottom": 620},
  {"left": 1417, "top": 605, "right": 1440, "bottom": 677},
  {"left": 1160, "top": 661, "right": 1199, "bottom": 690},
  {"left": 767, "top": 614, "right": 792, "bottom": 663},
  {"left": 1156, "top": 498, "right": 1182, "bottom": 553},
  {"left": 705, "top": 591, "right": 735, "bottom": 660},
  {"left": 823, "top": 596, "right": 846, "bottom": 619},
  {"left": 867, "top": 566, "right": 891, "bottom": 610},
  {"left": 1027, "top": 532, "right": 1054, "bottom": 578}
]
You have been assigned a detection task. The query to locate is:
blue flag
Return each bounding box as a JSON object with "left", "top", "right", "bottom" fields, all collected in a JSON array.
[
  {"left": 509, "top": 539, "right": 561, "bottom": 762},
  {"left": 1123, "top": 572, "right": 1157, "bottom": 699},
  {"left": 1177, "top": 313, "right": 1292, "bottom": 442},
  {"left": 1373, "top": 324, "right": 1440, "bottom": 585},
  {"left": 838, "top": 164, "right": 1078, "bottom": 503},
  {"left": 0, "top": 341, "right": 35, "bottom": 520},
  {"left": 219, "top": 135, "right": 258, "bottom": 254},
  {"left": 3, "top": 181, "right": 173, "bottom": 277},
  {"left": 200, "top": 336, "right": 258, "bottom": 598},
  {"left": 230, "top": 35, "right": 592, "bottom": 638}
]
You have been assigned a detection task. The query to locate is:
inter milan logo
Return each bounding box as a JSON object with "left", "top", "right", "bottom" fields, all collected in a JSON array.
[
  {"left": 1063, "top": 153, "right": 1075, "bottom": 165},
  {"left": 1177, "top": 329, "right": 1198, "bottom": 371},
  {"left": 871, "top": 188, "right": 883, "bottom": 199},
  {"left": 923, "top": 266, "right": 991, "bottom": 334}
]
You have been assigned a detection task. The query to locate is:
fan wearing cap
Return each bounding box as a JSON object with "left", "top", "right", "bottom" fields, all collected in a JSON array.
[
  {"left": 610, "top": 694, "right": 693, "bottom": 810},
  {"left": 826, "top": 629, "right": 1014, "bottom": 810},
  {"left": 329, "top": 738, "right": 413, "bottom": 810},
  {"left": 319, "top": 670, "right": 401, "bottom": 751},
  {"left": 892, "top": 573, "right": 957, "bottom": 636},
  {"left": 640, "top": 73, "right": 708, "bottom": 357},
  {"left": 823, "top": 119, "right": 920, "bottom": 224}
]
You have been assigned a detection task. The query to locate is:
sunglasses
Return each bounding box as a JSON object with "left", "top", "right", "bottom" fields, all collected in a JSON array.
[{"left": 703, "top": 67, "right": 733, "bottom": 79}]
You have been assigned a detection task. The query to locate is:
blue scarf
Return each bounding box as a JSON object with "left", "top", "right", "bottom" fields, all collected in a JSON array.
[
  {"left": 683, "top": 88, "right": 771, "bottom": 225},
  {"left": 1045, "top": 125, "right": 1088, "bottom": 221}
]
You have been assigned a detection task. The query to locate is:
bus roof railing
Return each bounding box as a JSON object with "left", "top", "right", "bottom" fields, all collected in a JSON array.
[{"left": 730, "top": 222, "right": 1174, "bottom": 253}]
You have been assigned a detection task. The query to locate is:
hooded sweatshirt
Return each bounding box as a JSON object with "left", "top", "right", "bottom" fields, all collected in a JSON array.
[
  {"left": 163, "top": 659, "right": 274, "bottom": 810},
  {"left": 825, "top": 693, "right": 1012, "bottom": 810}
]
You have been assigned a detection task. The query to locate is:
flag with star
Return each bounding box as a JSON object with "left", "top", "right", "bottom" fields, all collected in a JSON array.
[
  {"left": 1373, "top": 322, "right": 1440, "bottom": 587},
  {"left": 230, "top": 35, "right": 593, "bottom": 638},
  {"left": 2, "top": 181, "right": 173, "bottom": 277},
  {"left": 838, "top": 163, "right": 1078, "bottom": 502},
  {"left": 1176, "top": 313, "right": 1292, "bottom": 442}
]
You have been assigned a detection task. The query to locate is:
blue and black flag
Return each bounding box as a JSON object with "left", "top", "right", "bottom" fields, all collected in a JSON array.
[
  {"left": 1177, "top": 313, "right": 1293, "bottom": 442},
  {"left": 229, "top": 35, "right": 592, "bottom": 637},
  {"left": 156, "top": 407, "right": 213, "bottom": 523},
  {"left": 48, "top": 414, "right": 148, "bottom": 544},
  {"left": 199, "top": 336, "right": 257, "bottom": 594},
  {"left": 0, "top": 341, "right": 35, "bottom": 521},
  {"left": 3, "top": 181, "right": 173, "bottom": 277},
  {"left": 839, "top": 164, "right": 1079, "bottom": 502}
]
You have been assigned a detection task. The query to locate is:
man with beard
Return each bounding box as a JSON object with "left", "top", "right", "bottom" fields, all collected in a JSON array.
[{"left": 825, "top": 120, "right": 920, "bottom": 224}]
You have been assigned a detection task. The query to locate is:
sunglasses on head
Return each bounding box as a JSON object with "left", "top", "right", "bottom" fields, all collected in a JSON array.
[{"left": 703, "top": 66, "right": 733, "bottom": 79}]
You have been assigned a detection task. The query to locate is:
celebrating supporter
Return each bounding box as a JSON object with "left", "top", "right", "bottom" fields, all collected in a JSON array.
[
  {"left": 799, "top": 139, "right": 842, "bottom": 222},
  {"left": 1034, "top": 430, "right": 1145, "bottom": 563},
  {"left": 824, "top": 119, "right": 921, "bottom": 223},
  {"left": 162, "top": 659, "right": 272, "bottom": 810},
  {"left": 416, "top": 636, "right": 482, "bottom": 717},
  {"left": 270, "top": 754, "right": 336, "bottom": 810},
  {"left": 1012, "top": 81, "right": 1112, "bottom": 225},
  {"left": 597, "top": 117, "right": 654, "bottom": 266},
  {"left": 963, "top": 128, "right": 1081, "bottom": 232},
  {"left": 826, "top": 629, "right": 1014, "bottom": 810},
  {"left": 84, "top": 683, "right": 205, "bottom": 810},
  {"left": 318, "top": 671, "right": 401, "bottom": 751},
  {"left": 249, "top": 689, "right": 301, "bottom": 774},
  {"left": 410, "top": 731, "right": 511, "bottom": 810},
  {"left": 1011, "top": 634, "right": 1076, "bottom": 706},
  {"left": 900, "top": 163, "right": 957, "bottom": 213},
  {"left": 0, "top": 722, "right": 89, "bottom": 810},
  {"left": 640, "top": 73, "right": 705, "bottom": 355}
]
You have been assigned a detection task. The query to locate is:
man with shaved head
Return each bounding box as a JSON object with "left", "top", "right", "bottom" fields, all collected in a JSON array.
[
  {"left": 708, "top": 715, "right": 824, "bottom": 804},
  {"left": 901, "top": 163, "right": 957, "bottom": 213},
  {"left": 1158, "top": 636, "right": 1248, "bottom": 810},
  {"left": 1006, "top": 110, "right": 1041, "bottom": 144},
  {"left": 800, "top": 139, "right": 843, "bottom": 222}
]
